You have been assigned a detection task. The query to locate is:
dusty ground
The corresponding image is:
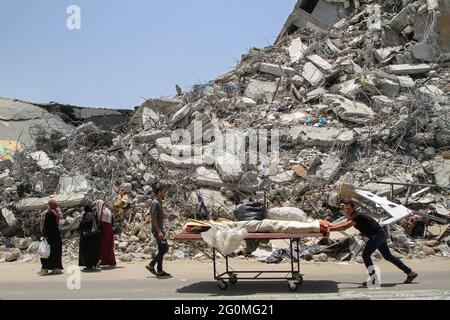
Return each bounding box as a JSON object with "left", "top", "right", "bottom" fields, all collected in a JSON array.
[{"left": 0, "top": 257, "right": 449, "bottom": 300}]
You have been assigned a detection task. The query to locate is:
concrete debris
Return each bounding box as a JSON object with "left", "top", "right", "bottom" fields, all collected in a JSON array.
[
  {"left": 385, "top": 64, "right": 432, "bottom": 75},
  {"left": 307, "top": 55, "right": 333, "bottom": 72},
  {"left": 1, "top": 0, "right": 449, "bottom": 263},
  {"left": 215, "top": 153, "right": 243, "bottom": 183},
  {"left": 29, "top": 151, "right": 55, "bottom": 170},
  {"left": 58, "top": 175, "right": 90, "bottom": 194},
  {"left": 288, "top": 37, "right": 308, "bottom": 63},
  {"left": 396, "top": 76, "right": 415, "bottom": 88},
  {"left": 15, "top": 194, "right": 86, "bottom": 212},
  {"left": 195, "top": 167, "right": 223, "bottom": 189},
  {"left": 302, "top": 62, "right": 325, "bottom": 86},
  {"left": 417, "top": 85, "right": 447, "bottom": 104},
  {"left": 1, "top": 208, "right": 16, "bottom": 226},
  {"left": 171, "top": 104, "right": 191, "bottom": 124},
  {"left": 244, "top": 80, "right": 277, "bottom": 104},
  {"left": 289, "top": 126, "right": 355, "bottom": 147},
  {"left": 433, "top": 156, "right": 450, "bottom": 188},
  {"left": 269, "top": 170, "right": 296, "bottom": 185},
  {"left": 322, "top": 94, "right": 375, "bottom": 124},
  {"left": 258, "top": 63, "right": 296, "bottom": 77}
]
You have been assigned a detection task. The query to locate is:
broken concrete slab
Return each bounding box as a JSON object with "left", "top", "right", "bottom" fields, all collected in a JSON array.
[
  {"left": 410, "top": 42, "right": 435, "bottom": 62},
  {"left": 316, "top": 154, "right": 342, "bottom": 182},
  {"left": 237, "top": 171, "right": 263, "bottom": 193},
  {"left": 171, "top": 104, "right": 191, "bottom": 124},
  {"left": 322, "top": 94, "right": 375, "bottom": 124},
  {"left": 385, "top": 64, "right": 432, "bottom": 75},
  {"left": 236, "top": 97, "right": 257, "bottom": 108},
  {"left": 434, "top": 156, "right": 450, "bottom": 188},
  {"left": 302, "top": 62, "right": 324, "bottom": 87},
  {"left": 29, "top": 151, "right": 55, "bottom": 170},
  {"left": 377, "top": 78, "right": 400, "bottom": 97},
  {"left": 333, "top": 79, "right": 361, "bottom": 97},
  {"left": 159, "top": 153, "right": 205, "bottom": 169},
  {"left": 244, "top": 80, "right": 277, "bottom": 104},
  {"left": 142, "top": 106, "right": 160, "bottom": 124},
  {"left": 289, "top": 126, "right": 355, "bottom": 147},
  {"left": 0, "top": 98, "right": 73, "bottom": 145},
  {"left": 133, "top": 130, "right": 169, "bottom": 144},
  {"left": 1, "top": 208, "right": 16, "bottom": 226},
  {"left": 215, "top": 153, "right": 243, "bottom": 183},
  {"left": 15, "top": 193, "right": 85, "bottom": 212},
  {"left": 195, "top": 167, "right": 223, "bottom": 189},
  {"left": 306, "top": 87, "right": 327, "bottom": 101},
  {"left": 374, "top": 46, "right": 402, "bottom": 62},
  {"left": 58, "top": 175, "right": 90, "bottom": 194},
  {"left": 418, "top": 85, "right": 447, "bottom": 104},
  {"left": 155, "top": 137, "right": 174, "bottom": 155},
  {"left": 191, "top": 188, "right": 228, "bottom": 210},
  {"left": 288, "top": 37, "right": 309, "bottom": 63},
  {"left": 269, "top": 170, "right": 296, "bottom": 185},
  {"left": 280, "top": 111, "right": 307, "bottom": 124},
  {"left": 186, "top": 113, "right": 215, "bottom": 144},
  {"left": 325, "top": 39, "right": 341, "bottom": 55},
  {"left": 362, "top": 177, "right": 412, "bottom": 198},
  {"left": 397, "top": 76, "right": 415, "bottom": 88},
  {"left": 371, "top": 95, "right": 396, "bottom": 113},
  {"left": 389, "top": 5, "right": 413, "bottom": 33},
  {"left": 258, "top": 63, "right": 296, "bottom": 77},
  {"left": 307, "top": 55, "right": 333, "bottom": 72}
]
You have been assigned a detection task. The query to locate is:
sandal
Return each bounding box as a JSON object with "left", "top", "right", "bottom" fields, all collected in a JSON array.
[
  {"left": 50, "top": 269, "right": 64, "bottom": 275},
  {"left": 37, "top": 269, "right": 48, "bottom": 275}
]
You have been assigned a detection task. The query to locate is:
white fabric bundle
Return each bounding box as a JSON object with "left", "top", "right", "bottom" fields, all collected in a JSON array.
[
  {"left": 266, "top": 207, "right": 310, "bottom": 222},
  {"left": 201, "top": 226, "right": 247, "bottom": 255}
]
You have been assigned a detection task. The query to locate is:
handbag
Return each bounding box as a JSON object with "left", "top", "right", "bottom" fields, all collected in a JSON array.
[
  {"left": 38, "top": 239, "right": 51, "bottom": 259},
  {"left": 82, "top": 213, "right": 101, "bottom": 237}
]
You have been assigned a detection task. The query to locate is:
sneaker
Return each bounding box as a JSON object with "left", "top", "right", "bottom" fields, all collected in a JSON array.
[
  {"left": 404, "top": 272, "right": 418, "bottom": 284},
  {"left": 156, "top": 271, "right": 172, "bottom": 277}
]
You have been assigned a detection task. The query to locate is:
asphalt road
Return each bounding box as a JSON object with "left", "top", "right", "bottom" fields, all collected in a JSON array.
[{"left": 0, "top": 258, "right": 449, "bottom": 300}]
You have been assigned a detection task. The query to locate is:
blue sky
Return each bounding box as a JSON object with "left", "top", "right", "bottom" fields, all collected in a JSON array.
[{"left": 0, "top": 0, "right": 295, "bottom": 109}]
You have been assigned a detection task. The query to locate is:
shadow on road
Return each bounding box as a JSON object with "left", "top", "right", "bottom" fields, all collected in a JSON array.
[
  {"left": 339, "top": 282, "right": 402, "bottom": 290},
  {"left": 177, "top": 280, "right": 339, "bottom": 296}
]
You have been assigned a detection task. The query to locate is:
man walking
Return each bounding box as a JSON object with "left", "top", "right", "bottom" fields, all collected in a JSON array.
[
  {"left": 329, "top": 199, "right": 418, "bottom": 286},
  {"left": 146, "top": 183, "right": 171, "bottom": 277}
]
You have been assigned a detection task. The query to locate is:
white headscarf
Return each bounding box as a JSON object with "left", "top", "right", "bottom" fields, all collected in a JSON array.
[{"left": 94, "top": 200, "right": 113, "bottom": 224}]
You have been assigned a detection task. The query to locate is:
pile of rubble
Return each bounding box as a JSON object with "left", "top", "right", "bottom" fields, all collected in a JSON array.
[{"left": 1, "top": 0, "right": 449, "bottom": 264}]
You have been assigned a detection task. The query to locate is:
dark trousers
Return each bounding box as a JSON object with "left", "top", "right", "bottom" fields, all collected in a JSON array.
[
  {"left": 362, "top": 229, "right": 412, "bottom": 275},
  {"left": 150, "top": 237, "right": 168, "bottom": 273}
]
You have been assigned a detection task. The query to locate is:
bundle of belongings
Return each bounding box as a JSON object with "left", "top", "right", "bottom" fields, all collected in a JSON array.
[{"left": 181, "top": 203, "right": 330, "bottom": 256}]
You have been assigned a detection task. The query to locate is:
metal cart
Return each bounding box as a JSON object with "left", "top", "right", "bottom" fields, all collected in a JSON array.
[{"left": 173, "top": 232, "right": 326, "bottom": 291}]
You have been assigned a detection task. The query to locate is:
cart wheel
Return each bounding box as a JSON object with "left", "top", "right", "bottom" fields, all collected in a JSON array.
[
  {"left": 293, "top": 273, "right": 304, "bottom": 284},
  {"left": 229, "top": 274, "right": 238, "bottom": 285},
  {"left": 288, "top": 281, "right": 299, "bottom": 291},
  {"left": 218, "top": 279, "right": 228, "bottom": 290}
]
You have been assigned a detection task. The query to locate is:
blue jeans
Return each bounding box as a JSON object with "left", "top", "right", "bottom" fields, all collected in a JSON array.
[
  {"left": 150, "top": 237, "right": 168, "bottom": 273},
  {"left": 362, "top": 229, "right": 412, "bottom": 275}
]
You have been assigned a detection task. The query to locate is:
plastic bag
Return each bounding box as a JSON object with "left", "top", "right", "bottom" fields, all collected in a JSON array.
[
  {"left": 233, "top": 202, "right": 266, "bottom": 221},
  {"left": 38, "top": 239, "right": 51, "bottom": 259}
]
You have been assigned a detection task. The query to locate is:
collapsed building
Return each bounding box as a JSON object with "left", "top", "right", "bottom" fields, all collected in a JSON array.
[{"left": 0, "top": 0, "right": 449, "bottom": 264}]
